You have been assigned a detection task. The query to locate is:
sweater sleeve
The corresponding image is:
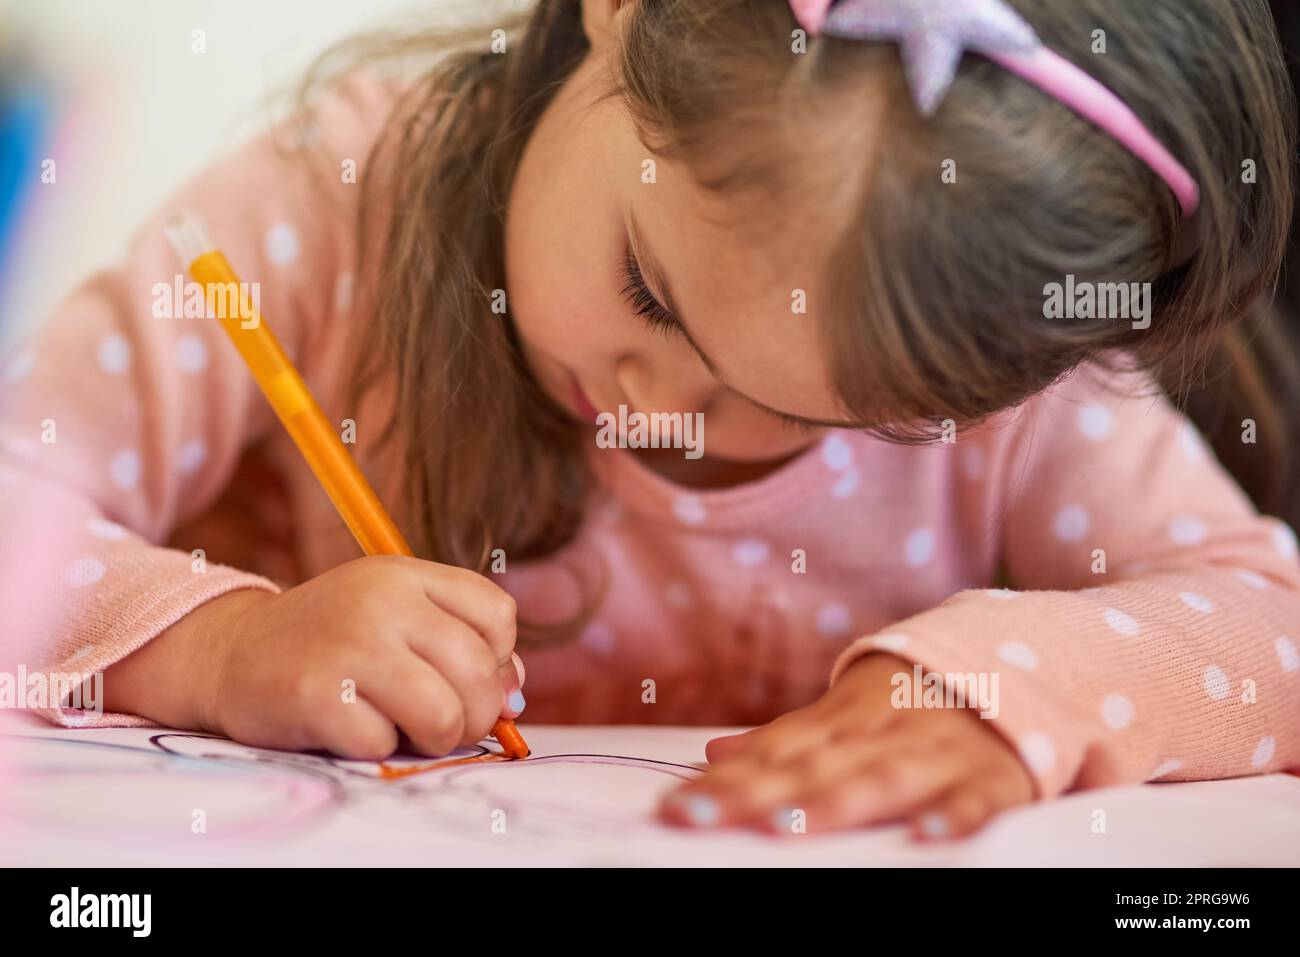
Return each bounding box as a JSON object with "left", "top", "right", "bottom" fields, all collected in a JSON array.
[
  {"left": 828, "top": 361, "right": 1300, "bottom": 798},
  {"left": 0, "top": 74, "right": 394, "bottom": 728}
]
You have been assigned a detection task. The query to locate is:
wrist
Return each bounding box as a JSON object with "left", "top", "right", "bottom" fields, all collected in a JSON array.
[
  {"left": 100, "top": 587, "right": 272, "bottom": 731},
  {"left": 189, "top": 588, "right": 275, "bottom": 735}
]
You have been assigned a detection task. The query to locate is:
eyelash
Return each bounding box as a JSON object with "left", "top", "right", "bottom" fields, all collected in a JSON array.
[
  {"left": 618, "top": 245, "right": 817, "bottom": 435},
  {"left": 620, "top": 248, "right": 679, "bottom": 338}
]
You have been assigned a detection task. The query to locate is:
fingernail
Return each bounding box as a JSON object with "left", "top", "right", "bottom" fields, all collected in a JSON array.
[
  {"left": 919, "top": 812, "right": 950, "bottom": 839},
  {"left": 507, "top": 689, "right": 526, "bottom": 715},
  {"left": 680, "top": 795, "right": 720, "bottom": 827},
  {"left": 771, "top": 806, "right": 798, "bottom": 833}
]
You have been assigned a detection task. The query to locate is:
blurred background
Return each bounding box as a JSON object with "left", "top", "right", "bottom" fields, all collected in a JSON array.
[{"left": 0, "top": 0, "right": 520, "bottom": 347}]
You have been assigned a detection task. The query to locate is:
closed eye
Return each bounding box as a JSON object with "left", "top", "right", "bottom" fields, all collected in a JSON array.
[
  {"left": 620, "top": 247, "right": 679, "bottom": 338},
  {"left": 618, "top": 246, "right": 816, "bottom": 435}
]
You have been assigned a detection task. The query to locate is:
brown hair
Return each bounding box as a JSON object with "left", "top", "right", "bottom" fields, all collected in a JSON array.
[{"left": 296, "top": 0, "right": 1300, "bottom": 644}]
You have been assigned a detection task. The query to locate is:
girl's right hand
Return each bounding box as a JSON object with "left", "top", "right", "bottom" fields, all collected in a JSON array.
[{"left": 107, "top": 555, "right": 525, "bottom": 760}]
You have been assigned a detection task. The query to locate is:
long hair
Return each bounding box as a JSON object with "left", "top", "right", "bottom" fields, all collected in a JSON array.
[{"left": 295, "top": 0, "right": 1300, "bottom": 645}]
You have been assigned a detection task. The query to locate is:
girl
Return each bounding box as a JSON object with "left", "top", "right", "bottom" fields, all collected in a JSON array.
[{"left": 5, "top": 0, "right": 1300, "bottom": 841}]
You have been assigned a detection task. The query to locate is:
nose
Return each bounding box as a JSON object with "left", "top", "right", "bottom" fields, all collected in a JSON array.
[{"left": 615, "top": 351, "right": 712, "bottom": 415}]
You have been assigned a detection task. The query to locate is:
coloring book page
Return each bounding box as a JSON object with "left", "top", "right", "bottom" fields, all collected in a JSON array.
[{"left": 5, "top": 715, "right": 1300, "bottom": 866}]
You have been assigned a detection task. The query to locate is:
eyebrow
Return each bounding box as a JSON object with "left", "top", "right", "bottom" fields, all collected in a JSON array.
[{"left": 625, "top": 204, "right": 869, "bottom": 432}]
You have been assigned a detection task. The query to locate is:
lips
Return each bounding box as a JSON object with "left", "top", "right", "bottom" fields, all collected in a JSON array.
[{"left": 571, "top": 375, "right": 601, "bottom": 423}]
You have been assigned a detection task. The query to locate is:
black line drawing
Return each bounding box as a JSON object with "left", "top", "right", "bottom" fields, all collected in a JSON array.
[{"left": 6, "top": 730, "right": 704, "bottom": 848}]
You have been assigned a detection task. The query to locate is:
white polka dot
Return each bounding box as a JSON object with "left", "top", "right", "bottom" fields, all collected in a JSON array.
[
  {"left": 176, "top": 439, "right": 207, "bottom": 475},
  {"left": 1203, "top": 665, "right": 1230, "bottom": 700},
  {"left": 1234, "top": 569, "right": 1269, "bottom": 590},
  {"left": 820, "top": 433, "right": 852, "bottom": 471},
  {"left": 829, "top": 467, "right": 860, "bottom": 499},
  {"left": 1273, "top": 523, "right": 1299, "bottom": 562},
  {"left": 96, "top": 334, "right": 132, "bottom": 375},
  {"left": 1149, "top": 758, "right": 1182, "bottom": 780},
  {"left": 264, "top": 221, "right": 301, "bottom": 266},
  {"left": 1251, "top": 736, "right": 1276, "bottom": 769},
  {"left": 665, "top": 582, "right": 692, "bottom": 609},
  {"left": 2, "top": 348, "right": 35, "bottom": 382},
  {"left": 1103, "top": 607, "right": 1140, "bottom": 637},
  {"left": 673, "top": 495, "right": 706, "bottom": 525},
  {"left": 581, "top": 621, "right": 616, "bottom": 655},
  {"left": 1121, "top": 561, "right": 1151, "bottom": 576},
  {"left": 871, "top": 632, "right": 910, "bottom": 652},
  {"left": 904, "top": 527, "right": 935, "bottom": 566},
  {"left": 1076, "top": 403, "right": 1114, "bottom": 440},
  {"left": 815, "top": 602, "right": 852, "bottom": 637},
  {"left": 109, "top": 449, "right": 141, "bottom": 489},
  {"left": 997, "top": 641, "right": 1038, "bottom": 670},
  {"left": 174, "top": 335, "right": 208, "bottom": 374},
  {"left": 86, "top": 518, "right": 128, "bottom": 540},
  {"left": 1179, "top": 591, "right": 1213, "bottom": 613},
  {"left": 1100, "top": 693, "right": 1134, "bottom": 730},
  {"left": 985, "top": 588, "right": 1020, "bottom": 600},
  {"left": 65, "top": 557, "right": 106, "bottom": 587},
  {"left": 959, "top": 445, "right": 986, "bottom": 480},
  {"left": 1178, "top": 421, "right": 1208, "bottom": 461},
  {"left": 333, "top": 271, "right": 354, "bottom": 312},
  {"left": 732, "top": 538, "right": 771, "bottom": 568},
  {"left": 1018, "top": 732, "right": 1056, "bottom": 774},
  {"left": 1052, "top": 504, "right": 1089, "bottom": 543},
  {"left": 1275, "top": 636, "right": 1298, "bottom": 673},
  {"left": 1168, "top": 515, "right": 1207, "bottom": 546}
]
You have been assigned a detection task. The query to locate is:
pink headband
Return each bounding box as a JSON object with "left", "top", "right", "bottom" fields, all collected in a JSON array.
[{"left": 790, "top": 0, "right": 1200, "bottom": 218}]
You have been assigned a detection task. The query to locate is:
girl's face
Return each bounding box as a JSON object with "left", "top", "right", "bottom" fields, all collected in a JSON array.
[{"left": 504, "top": 11, "right": 858, "bottom": 467}]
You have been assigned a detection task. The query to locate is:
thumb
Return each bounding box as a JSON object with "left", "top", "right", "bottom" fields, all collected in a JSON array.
[{"left": 499, "top": 652, "right": 526, "bottom": 719}]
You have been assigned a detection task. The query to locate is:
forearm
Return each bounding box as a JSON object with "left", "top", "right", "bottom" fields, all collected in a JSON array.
[{"left": 100, "top": 589, "right": 270, "bottom": 732}]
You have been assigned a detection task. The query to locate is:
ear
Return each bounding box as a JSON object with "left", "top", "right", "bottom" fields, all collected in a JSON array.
[{"left": 583, "top": 0, "right": 631, "bottom": 49}]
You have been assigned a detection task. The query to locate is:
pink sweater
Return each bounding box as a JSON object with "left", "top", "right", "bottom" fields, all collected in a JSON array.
[{"left": 4, "top": 74, "right": 1299, "bottom": 800}]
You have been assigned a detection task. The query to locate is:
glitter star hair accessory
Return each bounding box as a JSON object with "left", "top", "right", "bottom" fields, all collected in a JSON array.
[{"left": 789, "top": 0, "right": 1200, "bottom": 218}]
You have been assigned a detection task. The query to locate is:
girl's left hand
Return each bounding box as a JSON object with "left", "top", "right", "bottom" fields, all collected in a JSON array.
[{"left": 659, "top": 652, "right": 1035, "bottom": 840}]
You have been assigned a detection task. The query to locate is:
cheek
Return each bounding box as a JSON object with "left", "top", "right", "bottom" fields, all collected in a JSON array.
[
  {"left": 505, "top": 236, "right": 621, "bottom": 410},
  {"left": 506, "top": 181, "right": 626, "bottom": 367},
  {"left": 698, "top": 399, "right": 823, "bottom": 462}
]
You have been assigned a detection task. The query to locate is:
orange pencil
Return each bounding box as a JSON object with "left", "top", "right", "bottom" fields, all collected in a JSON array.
[{"left": 163, "top": 210, "right": 529, "bottom": 760}]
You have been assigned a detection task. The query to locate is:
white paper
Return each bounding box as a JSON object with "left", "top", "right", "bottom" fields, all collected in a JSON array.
[{"left": 5, "top": 715, "right": 1299, "bottom": 866}]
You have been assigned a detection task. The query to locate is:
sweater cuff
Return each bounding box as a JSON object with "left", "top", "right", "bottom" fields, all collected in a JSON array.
[{"left": 28, "top": 566, "right": 281, "bottom": 728}]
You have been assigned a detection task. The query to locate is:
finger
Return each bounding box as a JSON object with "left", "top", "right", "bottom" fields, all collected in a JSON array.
[
  {"left": 786, "top": 744, "right": 971, "bottom": 834},
  {"left": 409, "top": 560, "right": 518, "bottom": 662},
  {"left": 307, "top": 692, "right": 399, "bottom": 761},
  {"left": 704, "top": 729, "right": 763, "bottom": 763},
  {"left": 402, "top": 605, "right": 503, "bottom": 743},
  {"left": 910, "top": 766, "right": 1036, "bottom": 841},
  {"left": 357, "top": 649, "right": 468, "bottom": 757},
  {"left": 665, "top": 729, "right": 911, "bottom": 829},
  {"left": 704, "top": 705, "right": 838, "bottom": 767},
  {"left": 500, "top": 653, "right": 526, "bottom": 720}
]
